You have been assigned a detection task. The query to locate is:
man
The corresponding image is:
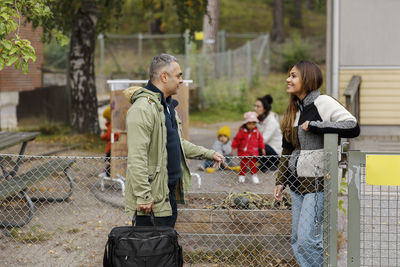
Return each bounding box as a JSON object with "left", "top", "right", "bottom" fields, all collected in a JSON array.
[{"left": 124, "top": 54, "right": 224, "bottom": 227}]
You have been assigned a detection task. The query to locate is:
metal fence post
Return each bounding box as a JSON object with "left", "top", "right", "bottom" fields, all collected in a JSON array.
[
  {"left": 265, "top": 33, "right": 270, "bottom": 77},
  {"left": 184, "top": 30, "right": 190, "bottom": 78},
  {"left": 98, "top": 33, "right": 105, "bottom": 77},
  {"left": 324, "top": 133, "right": 339, "bottom": 267},
  {"left": 198, "top": 56, "right": 205, "bottom": 109},
  {"left": 227, "top": 49, "right": 232, "bottom": 81},
  {"left": 138, "top": 32, "right": 143, "bottom": 68},
  {"left": 246, "top": 41, "right": 252, "bottom": 86},
  {"left": 347, "top": 150, "right": 362, "bottom": 267},
  {"left": 219, "top": 30, "right": 226, "bottom": 52}
]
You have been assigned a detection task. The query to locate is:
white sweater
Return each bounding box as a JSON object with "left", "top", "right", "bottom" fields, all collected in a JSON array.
[{"left": 257, "top": 112, "right": 283, "bottom": 156}]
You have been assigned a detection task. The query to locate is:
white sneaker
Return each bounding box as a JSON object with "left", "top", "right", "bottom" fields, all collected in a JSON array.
[
  {"left": 251, "top": 174, "right": 260, "bottom": 184},
  {"left": 238, "top": 175, "right": 246, "bottom": 183}
]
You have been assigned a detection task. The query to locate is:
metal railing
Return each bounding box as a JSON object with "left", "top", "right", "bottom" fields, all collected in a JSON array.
[{"left": 0, "top": 134, "right": 339, "bottom": 266}]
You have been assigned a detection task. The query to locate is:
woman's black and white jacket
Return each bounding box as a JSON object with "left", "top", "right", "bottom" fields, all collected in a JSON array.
[{"left": 276, "top": 90, "right": 360, "bottom": 195}]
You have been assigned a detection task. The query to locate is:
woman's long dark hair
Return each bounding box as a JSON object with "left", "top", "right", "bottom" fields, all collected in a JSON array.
[{"left": 281, "top": 61, "right": 323, "bottom": 142}]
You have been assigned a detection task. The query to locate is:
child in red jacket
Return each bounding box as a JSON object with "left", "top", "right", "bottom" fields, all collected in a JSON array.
[
  {"left": 100, "top": 106, "right": 120, "bottom": 177},
  {"left": 232, "top": 111, "right": 266, "bottom": 184}
]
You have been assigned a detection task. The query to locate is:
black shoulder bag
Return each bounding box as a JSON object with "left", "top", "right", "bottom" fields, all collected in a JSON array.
[{"left": 103, "top": 211, "right": 183, "bottom": 267}]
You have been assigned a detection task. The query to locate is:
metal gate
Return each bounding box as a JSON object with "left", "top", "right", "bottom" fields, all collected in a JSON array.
[{"left": 347, "top": 150, "right": 400, "bottom": 266}]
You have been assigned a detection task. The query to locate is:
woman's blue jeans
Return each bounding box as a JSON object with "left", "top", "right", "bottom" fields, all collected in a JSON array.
[{"left": 290, "top": 190, "right": 324, "bottom": 267}]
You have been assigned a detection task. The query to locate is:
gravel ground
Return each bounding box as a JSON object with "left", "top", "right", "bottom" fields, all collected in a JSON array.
[{"left": 0, "top": 141, "right": 129, "bottom": 266}]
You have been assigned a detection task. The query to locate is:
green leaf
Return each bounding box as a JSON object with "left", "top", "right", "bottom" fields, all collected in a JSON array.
[
  {"left": 6, "top": 55, "right": 18, "bottom": 66},
  {"left": 9, "top": 20, "right": 18, "bottom": 31},
  {"left": 22, "top": 61, "right": 28, "bottom": 74},
  {"left": 2, "top": 39, "right": 12, "bottom": 50},
  {"left": 0, "top": 14, "right": 9, "bottom": 20},
  {"left": 14, "top": 60, "right": 21, "bottom": 69},
  {"left": 0, "top": 58, "right": 4, "bottom": 71},
  {"left": 9, "top": 46, "right": 18, "bottom": 55}
]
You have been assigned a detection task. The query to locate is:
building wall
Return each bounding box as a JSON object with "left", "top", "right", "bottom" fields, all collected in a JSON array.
[
  {"left": 0, "top": 23, "right": 43, "bottom": 129},
  {"left": 339, "top": 69, "right": 400, "bottom": 125},
  {"left": 339, "top": 0, "right": 400, "bottom": 67},
  {"left": 0, "top": 23, "right": 43, "bottom": 92}
]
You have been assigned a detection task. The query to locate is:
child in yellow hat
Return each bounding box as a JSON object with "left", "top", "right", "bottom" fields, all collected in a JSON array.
[{"left": 199, "top": 125, "right": 232, "bottom": 172}]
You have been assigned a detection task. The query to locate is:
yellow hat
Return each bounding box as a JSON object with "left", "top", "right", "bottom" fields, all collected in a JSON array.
[
  {"left": 217, "top": 125, "right": 231, "bottom": 140},
  {"left": 103, "top": 106, "right": 111, "bottom": 121}
]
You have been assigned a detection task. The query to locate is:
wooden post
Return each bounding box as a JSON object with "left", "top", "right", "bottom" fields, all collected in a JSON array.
[
  {"left": 173, "top": 82, "right": 190, "bottom": 140},
  {"left": 110, "top": 89, "right": 131, "bottom": 179}
]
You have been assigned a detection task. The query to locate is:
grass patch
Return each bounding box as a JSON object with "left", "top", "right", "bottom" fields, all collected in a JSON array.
[
  {"left": 8, "top": 224, "right": 53, "bottom": 242},
  {"left": 190, "top": 72, "right": 289, "bottom": 125},
  {"left": 18, "top": 121, "right": 105, "bottom": 153}
]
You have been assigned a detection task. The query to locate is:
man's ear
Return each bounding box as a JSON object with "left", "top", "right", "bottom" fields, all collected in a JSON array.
[{"left": 160, "top": 71, "right": 168, "bottom": 83}]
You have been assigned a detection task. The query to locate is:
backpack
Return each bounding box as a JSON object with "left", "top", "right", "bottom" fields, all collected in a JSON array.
[{"left": 103, "top": 212, "right": 183, "bottom": 267}]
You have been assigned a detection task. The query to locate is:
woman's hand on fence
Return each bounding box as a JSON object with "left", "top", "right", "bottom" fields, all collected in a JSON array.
[{"left": 274, "top": 185, "right": 284, "bottom": 201}]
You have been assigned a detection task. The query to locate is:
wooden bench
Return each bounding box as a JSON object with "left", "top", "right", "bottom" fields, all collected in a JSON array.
[{"left": 0, "top": 158, "right": 75, "bottom": 227}]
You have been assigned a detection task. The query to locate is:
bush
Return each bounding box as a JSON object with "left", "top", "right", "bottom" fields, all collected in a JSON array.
[{"left": 281, "top": 32, "right": 311, "bottom": 72}]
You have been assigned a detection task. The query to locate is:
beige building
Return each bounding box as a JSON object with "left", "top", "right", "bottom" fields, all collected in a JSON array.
[{"left": 326, "top": 0, "right": 400, "bottom": 136}]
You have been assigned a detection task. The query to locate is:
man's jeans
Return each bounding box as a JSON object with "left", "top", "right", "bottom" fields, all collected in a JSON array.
[
  {"left": 290, "top": 190, "right": 324, "bottom": 267},
  {"left": 134, "top": 183, "right": 178, "bottom": 228}
]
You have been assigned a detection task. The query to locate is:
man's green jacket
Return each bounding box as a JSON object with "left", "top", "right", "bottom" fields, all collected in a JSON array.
[{"left": 123, "top": 86, "right": 215, "bottom": 217}]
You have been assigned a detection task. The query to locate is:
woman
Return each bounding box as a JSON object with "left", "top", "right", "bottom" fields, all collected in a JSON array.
[
  {"left": 274, "top": 61, "right": 360, "bottom": 267},
  {"left": 253, "top": 94, "right": 282, "bottom": 171}
]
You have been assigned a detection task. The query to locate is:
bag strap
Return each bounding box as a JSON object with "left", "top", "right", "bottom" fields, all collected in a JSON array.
[{"left": 103, "top": 237, "right": 113, "bottom": 267}]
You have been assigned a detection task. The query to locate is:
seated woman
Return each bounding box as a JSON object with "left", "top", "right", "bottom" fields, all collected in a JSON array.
[{"left": 253, "top": 94, "right": 282, "bottom": 171}]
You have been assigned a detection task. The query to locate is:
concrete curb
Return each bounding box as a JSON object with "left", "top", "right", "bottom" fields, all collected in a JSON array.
[{"left": 90, "top": 181, "right": 124, "bottom": 209}]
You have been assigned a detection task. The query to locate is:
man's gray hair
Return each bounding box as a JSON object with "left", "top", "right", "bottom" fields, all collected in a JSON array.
[{"left": 149, "top": 54, "right": 179, "bottom": 81}]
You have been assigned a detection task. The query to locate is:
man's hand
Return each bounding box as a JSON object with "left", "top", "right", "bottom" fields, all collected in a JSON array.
[
  {"left": 261, "top": 149, "right": 266, "bottom": 156},
  {"left": 137, "top": 202, "right": 154, "bottom": 214},
  {"left": 212, "top": 152, "right": 225, "bottom": 168}
]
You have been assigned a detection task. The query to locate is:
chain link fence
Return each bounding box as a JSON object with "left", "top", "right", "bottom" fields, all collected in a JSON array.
[
  {"left": 95, "top": 33, "right": 270, "bottom": 106},
  {"left": 359, "top": 164, "right": 400, "bottom": 266},
  {"left": 1, "top": 152, "right": 331, "bottom": 266}
]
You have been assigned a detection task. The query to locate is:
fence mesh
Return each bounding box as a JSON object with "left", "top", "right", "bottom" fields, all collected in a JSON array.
[
  {"left": 0, "top": 153, "right": 331, "bottom": 266},
  {"left": 360, "top": 164, "right": 400, "bottom": 267},
  {"left": 97, "top": 34, "right": 270, "bottom": 107}
]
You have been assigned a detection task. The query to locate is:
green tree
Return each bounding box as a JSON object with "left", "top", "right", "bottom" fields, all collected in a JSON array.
[
  {"left": 48, "top": 0, "right": 207, "bottom": 134},
  {"left": 0, "top": 0, "right": 65, "bottom": 74},
  {"left": 41, "top": 0, "right": 124, "bottom": 134},
  {"left": 2, "top": 0, "right": 208, "bottom": 134}
]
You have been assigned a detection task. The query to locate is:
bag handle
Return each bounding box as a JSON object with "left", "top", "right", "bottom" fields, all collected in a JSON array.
[
  {"left": 131, "top": 209, "right": 159, "bottom": 237},
  {"left": 132, "top": 210, "right": 156, "bottom": 226}
]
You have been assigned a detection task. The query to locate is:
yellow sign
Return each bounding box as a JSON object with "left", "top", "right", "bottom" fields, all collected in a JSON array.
[
  {"left": 366, "top": 155, "right": 400, "bottom": 185},
  {"left": 194, "top": 32, "right": 203, "bottom": 40}
]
